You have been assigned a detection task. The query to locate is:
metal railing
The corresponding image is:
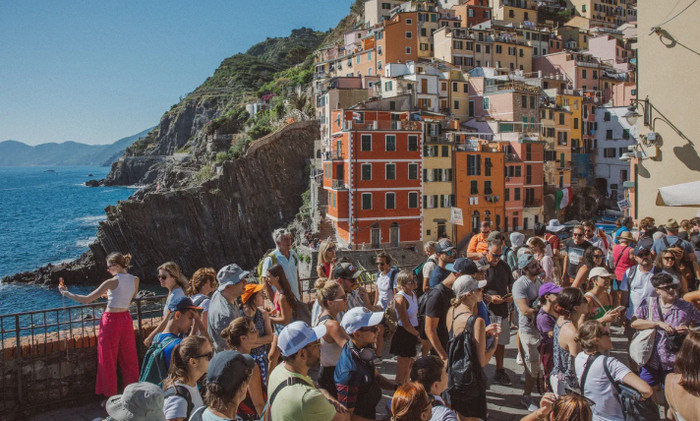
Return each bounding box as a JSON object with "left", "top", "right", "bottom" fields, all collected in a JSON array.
[{"left": 0, "top": 295, "right": 167, "bottom": 418}]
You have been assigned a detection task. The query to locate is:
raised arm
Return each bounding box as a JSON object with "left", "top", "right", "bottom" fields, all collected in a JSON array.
[{"left": 60, "top": 278, "right": 117, "bottom": 304}]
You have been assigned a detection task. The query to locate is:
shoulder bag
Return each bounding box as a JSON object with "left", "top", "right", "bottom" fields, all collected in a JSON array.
[{"left": 628, "top": 300, "right": 656, "bottom": 366}]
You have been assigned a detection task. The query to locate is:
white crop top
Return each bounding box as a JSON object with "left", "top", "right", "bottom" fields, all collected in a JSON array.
[
  {"left": 395, "top": 290, "right": 418, "bottom": 327},
  {"left": 107, "top": 273, "right": 136, "bottom": 309}
]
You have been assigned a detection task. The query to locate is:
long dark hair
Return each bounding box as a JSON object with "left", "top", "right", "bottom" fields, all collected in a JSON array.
[
  {"left": 268, "top": 263, "right": 294, "bottom": 307},
  {"left": 582, "top": 246, "right": 603, "bottom": 270},
  {"left": 555, "top": 287, "right": 585, "bottom": 317}
]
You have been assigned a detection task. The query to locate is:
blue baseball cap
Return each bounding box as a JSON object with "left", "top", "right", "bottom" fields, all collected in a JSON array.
[
  {"left": 277, "top": 321, "right": 327, "bottom": 357},
  {"left": 446, "top": 257, "right": 478, "bottom": 275},
  {"left": 167, "top": 296, "right": 202, "bottom": 313}
]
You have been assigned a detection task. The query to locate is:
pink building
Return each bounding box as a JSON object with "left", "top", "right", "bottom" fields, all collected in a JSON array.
[
  {"left": 587, "top": 35, "right": 635, "bottom": 73},
  {"left": 533, "top": 51, "right": 603, "bottom": 95}
]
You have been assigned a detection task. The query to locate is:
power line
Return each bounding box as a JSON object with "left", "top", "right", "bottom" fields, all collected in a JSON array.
[{"left": 650, "top": 0, "right": 698, "bottom": 34}]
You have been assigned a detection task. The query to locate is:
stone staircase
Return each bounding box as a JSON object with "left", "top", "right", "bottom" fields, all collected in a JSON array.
[{"left": 317, "top": 218, "right": 336, "bottom": 242}]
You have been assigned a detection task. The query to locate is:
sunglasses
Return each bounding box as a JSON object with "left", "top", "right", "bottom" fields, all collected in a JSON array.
[
  {"left": 359, "top": 325, "right": 378, "bottom": 333},
  {"left": 573, "top": 233, "right": 584, "bottom": 237},
  {"left": 658, "top": 284, "right": 679, "bottom": 292},
  {"left": 377, "top": 262, "right": 386, "bottom": 266},
  {"left": 158, "top": 274, "right": 169, "bottom": 280},
  {"left": 444, "top": 250, "right": 455, "bottom": 256},
  {"left": 328, "top": 247, "right": 336, "bottom": 251},
  {"left": 194, "top": 351, "right": 213, "bottom": 360},
  {"left": 593, "top": 254, "right": 604, "bottom": 258},
  {"left": 663, "top": 256, "right": 676, "bottom": 261}
]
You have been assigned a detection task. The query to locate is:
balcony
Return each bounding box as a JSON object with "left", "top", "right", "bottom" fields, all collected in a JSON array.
[
  {"left": 344, "top": 120, "right": 422, "bottom": 131},
  {"left": 331, "top": 179, "right": 347, "bottom": 190},
  {"left": 524, "top": 198, "right": 542, "bottom": 207},
  {"left": 505, "top": 153, "right": 521, "bottom": 162}
]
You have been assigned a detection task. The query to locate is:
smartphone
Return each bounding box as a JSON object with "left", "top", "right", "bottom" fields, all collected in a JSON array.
[
  {"left": 58, "top": 277, "right": 65, "bottom": 288},
  {"left": 612, "top": 306, "right": 626, "bottom": 313}
]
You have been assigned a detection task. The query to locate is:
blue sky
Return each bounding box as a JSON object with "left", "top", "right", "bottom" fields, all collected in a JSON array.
[{"left": 0, "top": 0, "right": 354, "bottom": 145}]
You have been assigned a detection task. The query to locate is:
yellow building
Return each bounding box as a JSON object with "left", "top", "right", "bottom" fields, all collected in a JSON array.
[
  {"left": 444, "top": 69, "right": 470, "bottom": 121},
  {"left": 492, "top": 0, "right": 538, "bottom": 24},
  {"left": 565, "top": 0, "right": 633, "bottom": 27},
  {"left": 631, "top": 0, "right": 700, "bottom": 221},
  {"left": 422, "top": 119, "right": 455, "bottom": 241}
]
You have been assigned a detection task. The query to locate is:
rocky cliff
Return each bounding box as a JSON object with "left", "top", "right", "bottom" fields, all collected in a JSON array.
[{"left": 4, "top": 121, "right": 318, "bottom": 285}]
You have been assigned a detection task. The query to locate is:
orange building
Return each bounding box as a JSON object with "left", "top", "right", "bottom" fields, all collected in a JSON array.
[
  {"left": 453, "top": 0, "right": 492, "bottom": 29},
  {"left": 453, "top": 139, "right": 506, "bottom": 242},
  {"left": 375, "top": 12, "right": 420, "bottom": 68},
  {"left": 504, "top": 138, "right": 546, "bottom": 231},
  {"left": 322, "top": 109, "right": 423, "bottom": 248}
]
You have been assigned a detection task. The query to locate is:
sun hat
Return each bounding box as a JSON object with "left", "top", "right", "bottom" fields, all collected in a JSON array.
[
  {"left": 340, "top": 307, "right": 384, "bottom": 335},
  {"left": 277, "top": 321, "right": 327, "bottom": 356},
  {"left": 510, "top": 232, "right": 525, "bottom": 248},
  {"left": 241, "top": 283, "right": 265, "bottom": 304},
  {"left": 618, "top": 231, "right": 634, "bottom": 241},
  {"left": 453, "top": 275, "right": 487, "bottom": 299},
  {"left": 217, "top": 264, "right": 249, "bottom": 291},
  {"left": 538, "top": 282, "right": 563, "bottom": 298},
  {"left": 588, "top": 267, "right": 614, "bottom": 280},
  {"left": 332, "top": 262, "right": 363, "bottom": 280},
  {"left": 546, "top": 219, "right": 566, "bottom": 233},
  {"left": 105, "top": 382, "right": 166, "bottom": 421},
  {"left": 167, "top": 296, "right": 203, "bottom": 314},
  {"left": 446, "top": 257, "right": 478, "bottom": 275},
  {"left": 434, "top": 239, "right": 455, "bottom": 254},
  {"left": 666, "top": 218, "right": 680, "bottom": 229},
  {"left": 517, "top": 253, "right": 536, "bottom": 269},
  {"left": 207, "top": 350, "right": 256, "bottom": 394}
]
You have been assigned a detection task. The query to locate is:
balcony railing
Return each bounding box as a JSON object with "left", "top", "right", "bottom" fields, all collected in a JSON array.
[
  {"left": 524, "top": 198, "right": 542, "bottom": 207},
  {"left": 332, "top": 179, "right": 347, "bottom": 189},
  {"left": 344, "top": 120, "right": 422, "bottom": 131}
]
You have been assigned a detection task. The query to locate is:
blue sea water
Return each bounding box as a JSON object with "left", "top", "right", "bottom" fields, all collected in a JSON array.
[{"left": 0, "top": 166, "right": 141, "bottom": 315}]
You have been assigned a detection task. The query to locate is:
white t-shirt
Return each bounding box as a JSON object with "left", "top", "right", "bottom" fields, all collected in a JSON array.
[
  {"left": 619, "top": 266, "right": 657, "bottom": 320},
  {"left": 574, "top": 353, "right": 631, "bottom": 421},
  {"left": 375, "top": 270, "right": 395, "bottom": 309},
  {"left": 191, "top": 293, "right": 211, "bottom": 313},
  {"left": 163, "top": 382, "right": 204, "bottom": 420}
]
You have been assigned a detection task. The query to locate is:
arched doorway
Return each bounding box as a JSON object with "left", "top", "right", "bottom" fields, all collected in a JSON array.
[{"left": 471, "top": 210, "right": 480, "bottom": 233}]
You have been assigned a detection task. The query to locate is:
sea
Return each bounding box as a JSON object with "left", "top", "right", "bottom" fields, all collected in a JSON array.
[{"left": 0, "top": 166, "right": 154, "bottom": 316}]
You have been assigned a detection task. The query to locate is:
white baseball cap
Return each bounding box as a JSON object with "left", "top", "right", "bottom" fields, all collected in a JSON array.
[
  {"left": 277, "top": 321, "right": 327, "bottom": 356},
  {"left": 340, "top": 307, "right": 384, "bottom": 335},
  {"left": 588, "top": 267, "right": 614, "bottom": 280}
]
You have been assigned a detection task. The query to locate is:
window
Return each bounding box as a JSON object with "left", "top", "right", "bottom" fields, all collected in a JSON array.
[
  {"left": 484, "top": 181, "right": 493, "bottom": 195},
  {"left": 386, "top": 193, "right": 395, "bottom": 209},
  {"left": 505, "top": 188, "right": 510, "bottom": 201},
  {"left": 514, "top": 188, "right": 521, "bottom": 200},
  {"left": 454, "top": 100, "right": 460, "bottom": 109},
  {"left": 476, "top": 44, "right": 481, "bottom": 53},
  {"left": 362, "top": 193, "right": 372, "bottom": 210},
  {"left": 604, "top": 111, "right": 611, "bottom": 121},
  {"left": 367, "top": 51, "right": 372, "bottom": 60},
  {"left": 485, "top": 158, "right": 492, "bottom": 176},
  {"left": 408, "top": 192, "right": 419, "bottom": 208},
  {"left": 463, "top": 83, "right": 468, "bottom": 93},
  {"left": 378, "top": 46, "right": 383, "bottom": 55},
  {"left": 405, "top": 47, "right": 411, "bottom": 54},
  {"left": 593, "top": 70, "right": 598, "bottom": 79},
  {"left": 467, "top": 155, "right": 481, "bottom": 175},
  {"left": 441, "top": 146, "right": 449, "bottom": 157},
  {"left": 408, "top": 135, "right": 418, "bottom": 151},
  {"left": 619, "top": 147, "right": 627, "bottom": 157},
  {"left": 530, "top": 96, "right": 535, "bottom": 109},
  {"left": 522, "top": 95, "right": 527, "bottom": 108},
  {"left": 361, "top": 164, "right": 372, "bottom": 180},
  {"left": 496, "top": 45, "right": 502, "bottom": 54},
  {"left": 382, "top": 2, "right": 391, "bottom": 9},
  {"left": 622, "top": 129, "right": 630, "bottom": 139},
  {"left": 421, "top": 27, "right": 427, "bottom": 36},
  {"left": 509, "top": 9, "right": 514, "bottom": 18},
  {"left": 386, "top": 135, "right": 396, "bottom": 151},
  {"left": 356, "top": 55, "right": 361, "bottom": 64},
  {"left": 469, "top": 101, "right": 475, "bottom": 116},
  {"left": 405, "top": 31, "right": 413, "bottom": 39},
  {"left": 557, "top": 131, "right": 568, "bottom": 145},
  {"left": 470, "top": 180, "right": 479, "bottom": 194},
  {"left": 386, "top": 164, "right": 396, "bottom": 180},
  {"left": 604, "top": 148, "right": 616, "bottom": 158},
  {"left": 408, "top": 163, "right": 418, "bottom": 179},
  {"left": 377, "top": 61, "right": 382, "bottom": 70},
  {"left": 485, "top": 45, "right": 491, "bottom": 54},
  {"left": 582, "top": 69, "right": 587, "bottom": 78},
  {"left": 385, "top": 81, "right": 393, "bottom": 91},
  {"left": 606, "top": 130, "right": 613, "bottom": 140},
  {"left": 559, "top": 113, "right": 565, "bottom": 125},
  {"left": 483, "top": 97, "right": 490, "bottom": 110},
  {"left": 361, "top": 134, "right": 372, "bottom": 151},
  {"left": 574, "top": 118, "right": 579, "bottom": 129}
]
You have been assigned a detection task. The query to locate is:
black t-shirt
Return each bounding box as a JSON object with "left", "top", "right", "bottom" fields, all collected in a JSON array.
[
  {"left": 424, "top": 283, "right": 455, "bottom": 351},
  {"left": 481, "top": 258, "right": 514, "bottom": 318},
  {"left": 564, "top": 239, "right": 592, "bottom": 278}
]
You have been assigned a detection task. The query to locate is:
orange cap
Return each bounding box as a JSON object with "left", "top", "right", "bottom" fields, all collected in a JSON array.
[{"left": 241, "top": 283, "right": 265, "bottom": 304}]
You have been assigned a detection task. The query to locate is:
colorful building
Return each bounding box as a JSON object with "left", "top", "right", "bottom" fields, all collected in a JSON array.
[
  {"left": 422, "top": 118, "right": 455, "bottom": 241},
  {"left": 322, "top": 109, "right": 424, "bottom": 248}
]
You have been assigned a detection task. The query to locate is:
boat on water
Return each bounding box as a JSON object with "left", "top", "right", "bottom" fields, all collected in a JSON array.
[{"left": 44, "top": 169, "right": 56, "bottom": 173}]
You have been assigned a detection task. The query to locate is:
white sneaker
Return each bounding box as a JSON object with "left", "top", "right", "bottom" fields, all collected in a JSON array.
[
  {"left": 521, "top": 395, "right": 539, "bottom": 412},
  {"left": 516, "top": 352, "right": 524, "bottom": 365}
]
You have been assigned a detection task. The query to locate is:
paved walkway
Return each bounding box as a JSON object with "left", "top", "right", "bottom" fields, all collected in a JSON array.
[{"left": 30, "top": 326, "right": 631, "bottom": 421}]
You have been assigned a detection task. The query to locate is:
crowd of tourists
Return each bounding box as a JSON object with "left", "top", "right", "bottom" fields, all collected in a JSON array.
[{"left": 56, "top": 218, "right": 700, "bottom": 421}]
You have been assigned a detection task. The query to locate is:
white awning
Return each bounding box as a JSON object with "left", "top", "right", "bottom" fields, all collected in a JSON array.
[{"left": 656, "top": 181, "right": 700, "bottom": 207}]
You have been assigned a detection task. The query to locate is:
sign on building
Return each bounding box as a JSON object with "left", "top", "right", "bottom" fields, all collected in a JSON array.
[
  {"left": 617, "top": 198, "right": 631, "bottom": 211},
  {"left": 450, "top": 207, "right": 464, "bottom": 226}
]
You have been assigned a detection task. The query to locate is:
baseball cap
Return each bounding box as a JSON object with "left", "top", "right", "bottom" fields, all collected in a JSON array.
[
  {"left": 446, "top": 257, "right": 478, "bottom": 275},
  {"left": 517, "top": 253, "right": 536, "bottom": 269},
  {"left": 588, "top": 267, "right": 614, "bottom": 280},
  {"left": 106, "top": 382, "right": 166, "bottom": 421},
  {"left": 217, "top": 264, "right": 249, "bottom": 291},
  {"left": 434, "top": 239, "right": 455, "bottom": 254},
  {"left": 167, "top": 296, "right": 203, "bottom": 314},
  {"left": 341, "top": 307, "right": 384, "bottom": 335},
  {"left": 241, "top": 283, "right": 265, "bottom": 304},
  {"left": 453, "top": 275, "right": 487, "bottom": 299},
  {"left": 332, "top": 262, "right": 363, "bottom": 280},
  {"left": 634, "top": 242, "right": 652, "bottom": 256},
  {"left": 487, "top": 230, "right": 503, "bottom": 241},
  {"left": 538, "top": 282, "right": 563, "bottom": 298},
  {"left": 207, "top": 350, "right": 256, "bottom": 394},
  {"left": 277, "top": 321, "right": 327, "bottom": 356}
]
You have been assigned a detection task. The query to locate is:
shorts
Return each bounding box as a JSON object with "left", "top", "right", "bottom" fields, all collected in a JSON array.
[
  {"left": 390, "top": 325, "right": 418, "bottom": 358},
  {"left": 640, "top": 365, "right": 672, "bottom": 387},
  {"left": 317, "top": 365, "right": 337, "bottom": 398},
  {"left": 496, "top": 316, "right": 511, "bottom": 346},
  {"left": 518, "top": 329, "right": 541, "bottom": 377}
]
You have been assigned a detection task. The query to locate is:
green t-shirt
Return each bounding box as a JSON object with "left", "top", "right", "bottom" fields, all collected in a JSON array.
[{"left": 267, "top": 364, "right": 336, "bottom": 421}]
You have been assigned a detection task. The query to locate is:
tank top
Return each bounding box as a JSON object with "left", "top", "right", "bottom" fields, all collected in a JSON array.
[
  {"left": 395, "top": 290, "right": 418, "bottom": 327},
  {"left": 585, "top": 292, "right": 611, "bottom": 320},
  {"left": 250, "top": 309, "right": 268, "bottom": 357},
  {"left": 613, "top": 244, "right": 635, "bottom": 280},
  {"left": 319, "top": 314, "right": 343, "bottom": 368},
  {"left": 107, "top": 273, "right": 136, "bottom": 309},
  {"left": 552, "top": 320, "right": 577, "bottom": 389}
]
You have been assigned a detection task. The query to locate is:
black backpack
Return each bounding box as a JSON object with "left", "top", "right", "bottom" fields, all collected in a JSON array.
[
  {"left": 413, "top": 257, "right": 437, "bottom": 297},
  {"left": 446, "top": 314, "right": 486, "bottom": 399},
  {"left": 164, "top": 385, "right": 195, "bottom": 420},
  {"left": 417, "top": 285, "right": 438, "bottom": 340}
]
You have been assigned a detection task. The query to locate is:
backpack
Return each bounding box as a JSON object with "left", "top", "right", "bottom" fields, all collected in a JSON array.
[
  {"left": 662, "top": 236, "right": 684, "bottom": 250},
  {"left": 260, "top": 376, "right": 309, "bottom": 421},
  {"left": 138, "top": 334, "right": 181, "bottom": 385},
  {"left": 601, "top": 356, "right": 660, "bottom": 421},
  {"left": 164, "top": 385, "right": 195, "bottom": 420},
  {"left": 417, "top": 286, "right": 438, "bottom": 340},
  {"left": 257, "top": 249, "right": 299, "bottom": 281},
  {"left": 413, "top": 257, "right": 437, "bottom": 297},
  {"left": 446, "top": 314, "right": 485, "bottom": 399},
  {"left": 188, "top": 406, "right": 235, "bottom": 421},
  {"left": 192, "top": 295, "right": 208, "bottom": 307},
  {"left": 380, "top": 267, "right": 400, "bottom": 339}
]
